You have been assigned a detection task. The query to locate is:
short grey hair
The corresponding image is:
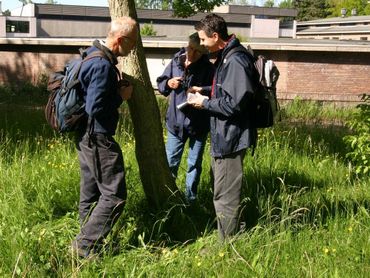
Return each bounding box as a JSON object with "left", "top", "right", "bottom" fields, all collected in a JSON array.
[{"left": 108, "top": 16, "right": 138, "bottom": 38}]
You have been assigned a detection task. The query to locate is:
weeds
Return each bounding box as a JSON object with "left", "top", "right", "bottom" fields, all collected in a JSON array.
[{"left": 0, "top": 97, "right": 369, "bottom": 277}]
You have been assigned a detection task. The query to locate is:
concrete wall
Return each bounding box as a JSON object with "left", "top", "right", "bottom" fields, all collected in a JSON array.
[
  {"left": 37, "top": 19, "right": 109, "bottom": 38},
  {"left": 250, "top": 17, "right": 279, "bottom": 38},
  {"left": 0, "top": 38, "right": 369, "bottom": 104}
]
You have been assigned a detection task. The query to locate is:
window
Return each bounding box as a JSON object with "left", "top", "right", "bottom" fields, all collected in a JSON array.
[
  {"left": 6, "top": 20, "right": 30, "bottom": 33},
  {"left": 360, "top": 37, "right": 368, "bottom": 40}
]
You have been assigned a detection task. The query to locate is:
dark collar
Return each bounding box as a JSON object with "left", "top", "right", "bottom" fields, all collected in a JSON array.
[{"left": 92, "top": 39, "right": 118, "bottom": 66}]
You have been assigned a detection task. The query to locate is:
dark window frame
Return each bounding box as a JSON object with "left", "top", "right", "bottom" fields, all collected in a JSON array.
[{"left": 6, "top": 20, "right": 30, "bottom": 33}]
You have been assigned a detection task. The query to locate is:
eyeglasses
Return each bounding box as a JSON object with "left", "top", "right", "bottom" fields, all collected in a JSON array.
[{"left": 121, "top": 36, "right": 136, "bottom": 46}]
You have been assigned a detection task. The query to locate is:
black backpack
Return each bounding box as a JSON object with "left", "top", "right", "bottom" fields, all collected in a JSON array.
[
  {"left": 45, "top": 50, "right": 107, "bottom": 133},
  {"left": 225, "top": 45, "right": 280, "bottom": 128}
]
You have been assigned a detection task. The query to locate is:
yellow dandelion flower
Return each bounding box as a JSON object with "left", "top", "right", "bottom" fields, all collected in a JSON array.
[
  {"left": 197, "top": 262, "right": 201, "bottom": 267},
  {"left": 219, "top": 252, "right": 225, "bottom": 257},
  {"left": 324, "top": 248, "right": 329, "bottom": 254},
  {"left": 348, "top": 227, "right": 353, "bottom": 233}
]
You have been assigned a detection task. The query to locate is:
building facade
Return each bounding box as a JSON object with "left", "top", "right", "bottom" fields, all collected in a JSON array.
[
  {"left": 296, "top": 15, "right": 370, "bottom": 41},
  {"left": 1, "top": 37, "right": 369, "bottom": 104},
  {"left": 0, "top": 3, "right": 297, "bottom": 39}
]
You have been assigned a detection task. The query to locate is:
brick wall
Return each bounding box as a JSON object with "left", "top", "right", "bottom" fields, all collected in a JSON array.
[
  {"left": 255, "top": 50, "right": 370, "bottom": 103},
  {"left": 0, "top": 42, "right": 369, "bottom": 104}
]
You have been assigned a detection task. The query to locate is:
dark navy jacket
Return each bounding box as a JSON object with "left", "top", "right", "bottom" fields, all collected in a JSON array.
[
  {"left": 202, "top": 36, "right": 257, "bottom": 157},
  {"left": 156, "top": 48, "right": 214, "bottom": 139},
  {"left": 78, "top": 40, "right": 123, "bottom": 136}
]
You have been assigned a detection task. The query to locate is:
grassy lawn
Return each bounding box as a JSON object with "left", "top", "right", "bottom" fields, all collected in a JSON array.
[{"left": 0, "top": 92, "right": 369, "bottom": 277}]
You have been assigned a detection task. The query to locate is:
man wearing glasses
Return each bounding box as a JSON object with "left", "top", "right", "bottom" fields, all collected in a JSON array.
[
  {"left": 157, "top": 33, "right": 214, "bottom": 204},
  {"left": 72, "top": 16, "right": 138, "bottom": 259}
]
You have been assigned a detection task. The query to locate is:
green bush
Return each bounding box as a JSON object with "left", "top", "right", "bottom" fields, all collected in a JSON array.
[
  {"left": 344, "top": 94, "right": 370, "bottom": 175},
  {"left": 140, "top": 22, "right": 157, "bottom": 36}
]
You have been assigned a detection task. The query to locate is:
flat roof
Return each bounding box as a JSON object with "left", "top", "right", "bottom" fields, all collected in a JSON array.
[
  {"left": 1, "top": 37, "right": 370, "bottom": 53},
  {"left": 33, "top": 3, "right": 292, "bottom": 23},
  {"left": 297, "top": 15, "right": 370, "bottom": 26},
  {"left": 297, "top": 25, "right": 370, "bottom": 35}
]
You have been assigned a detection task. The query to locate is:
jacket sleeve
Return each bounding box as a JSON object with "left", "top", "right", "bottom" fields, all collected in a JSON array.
[
  {"left": 203, "top": 55, "right": 254, "bottom": 117},
  {"left": 201, "top": 86, "right": 212, "bottom": 96},
  {"left": 156, "top": 60, "right": 173, "bottom": 97}
]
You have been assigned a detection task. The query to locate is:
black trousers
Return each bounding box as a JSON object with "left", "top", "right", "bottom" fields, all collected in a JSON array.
[{"left": 75, "top": 132, "right": 127, "bottom": 250}]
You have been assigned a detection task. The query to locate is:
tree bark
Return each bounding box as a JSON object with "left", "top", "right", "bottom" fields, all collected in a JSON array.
[{"left": 108, "top": 0, "right": 182, "bottom": 210}]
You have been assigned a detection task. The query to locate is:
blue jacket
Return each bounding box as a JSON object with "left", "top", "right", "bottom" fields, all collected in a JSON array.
[
  {"left": 156, "top": 48, "right": 214, "bottom": 139},
  {"left": 78, "top": 40, "right": 123, "bottom": 136},
  {"left": 202, "top": 36, "right": 257, "bottom": 157}
]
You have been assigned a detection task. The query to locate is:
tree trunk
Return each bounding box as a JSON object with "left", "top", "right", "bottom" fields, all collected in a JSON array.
[{"left": 108, "top": 0, "right": 182, "bottom": 210}]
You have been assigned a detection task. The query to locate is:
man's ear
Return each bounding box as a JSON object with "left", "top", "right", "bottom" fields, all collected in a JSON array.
[
  {"left": 212, "top": 32, "right": 219, "bottom": 41},
  {"left": 116, "top": 36, "right": 123, "bottom": 45},
  {"left": 111, "top": 36, "right": 121, "bottom": 55}
]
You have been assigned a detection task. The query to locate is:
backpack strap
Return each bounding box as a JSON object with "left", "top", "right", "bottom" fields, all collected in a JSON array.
[
  {"left": 65, "top": 50, "right": 120, "bottom": 92},
  {"left": 224, "top": 45, "right": 255, "bottom": 62},
  {"left": 224, "top": 45, "right": 270, "bottom": 87},
  {"left": 83, "top": 50, "right": 121, "bottom": 80}
]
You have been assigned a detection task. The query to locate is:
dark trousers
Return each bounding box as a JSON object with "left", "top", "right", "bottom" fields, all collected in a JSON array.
[
  {"left": 76, "top": 132, "right": 127, "bottom": 250},
  {"left": 211, "top": 149, "right": 246, "bottom": 241}
]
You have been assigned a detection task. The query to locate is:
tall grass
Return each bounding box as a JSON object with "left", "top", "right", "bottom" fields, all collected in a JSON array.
[{"left": 0, "top": 96, "right": 369, "bottom": 277}]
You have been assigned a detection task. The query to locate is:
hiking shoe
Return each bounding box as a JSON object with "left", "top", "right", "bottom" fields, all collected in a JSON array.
[{"left": 70, "top": 240, "right": 99, "bottom": 261}]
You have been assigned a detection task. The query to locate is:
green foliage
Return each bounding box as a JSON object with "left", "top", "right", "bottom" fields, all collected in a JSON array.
[
  {"left": 1, "top": 93, "right": 369, "bottom": 276},
  {"left": 293, "top": 0, "right": 330, "bottom": 20},
  {"left": 264, "top": 0, "right": 275, "bottom": 7},
  {"left": 135, "top": 0, "right": 168, "bottom": 9},
  {"left": 2, "top": 9, "right": 11, "bottom": 16},
  {"left": 140, "top": 22, "right": 157, "bottom": 36},
  {"left": 235, "top": 33, "right": 248, "bottom": 42},
  {"left": 344, "top": 94, "right": 370, "bottom": 175},
  {"left": 327, "top": 0, "right": 370, "bottom": 17},
  {"left": 279, "top": 0, "right": 294, "bottom": 8},
  {"left": 134, "top": 0, "right": 227, "bottom": 16},
  {"left": 172, "top": 0, "right": 227, "bottom": 17},
  {"left": 281, "top": 97, "right": 355, "bottom": 124}
]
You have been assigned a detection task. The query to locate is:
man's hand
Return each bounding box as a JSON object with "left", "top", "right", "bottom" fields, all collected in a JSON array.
[
  {"left": 167, "top": 77, "right": 183, "bottom": 89},
  {"left": 118, "top": 84, "right": 133, "bottom": 101},
  {"left": 187, "top": 92, "right": 208, "bottom": 109},
  {"left": 187, "top": 86, "right": 203, "bottom": 94}
]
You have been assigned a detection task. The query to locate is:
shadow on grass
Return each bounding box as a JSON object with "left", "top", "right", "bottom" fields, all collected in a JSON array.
[{"left": 109, "top": 186, "right": 217, "bottom": 251}]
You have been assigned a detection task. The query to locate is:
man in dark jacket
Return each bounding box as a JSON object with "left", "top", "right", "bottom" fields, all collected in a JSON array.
[
  {"left": 156, "top": 33, "right": 214, "bottom": 202},
  {"left": 188, "top": 14, "right": 257, "bottom": 241},
  {"left": 72, "top": 16, "right": 138, "bottom": 258}
]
